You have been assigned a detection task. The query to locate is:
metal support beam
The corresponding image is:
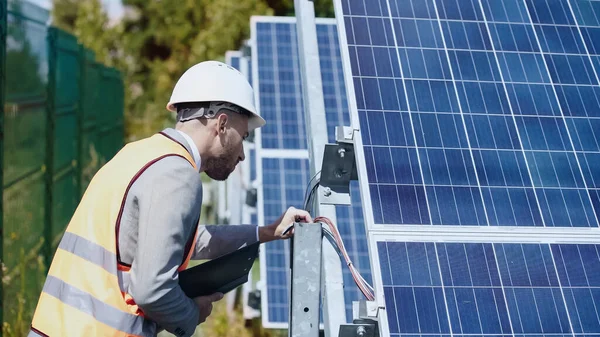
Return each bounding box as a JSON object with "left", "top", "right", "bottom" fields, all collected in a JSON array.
[
  {"left": 289, "top": 222, "right": 322, "bottom": 337},
  {"left": 294, "top": 1, "right": 347, "bottom": 337}
]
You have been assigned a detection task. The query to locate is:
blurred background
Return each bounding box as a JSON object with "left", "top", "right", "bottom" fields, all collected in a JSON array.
[{"left": 2, "top": 0, "right": 334, "bottom": 336}]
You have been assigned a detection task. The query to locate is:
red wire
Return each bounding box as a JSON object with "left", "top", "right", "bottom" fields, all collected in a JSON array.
[{"left": 314, "top": 216, "right": 375, "bottom": 301}]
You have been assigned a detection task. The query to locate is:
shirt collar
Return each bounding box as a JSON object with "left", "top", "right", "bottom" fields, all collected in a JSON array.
[{"left": 176, "top": 130, "right": 202, "bottom": 171}]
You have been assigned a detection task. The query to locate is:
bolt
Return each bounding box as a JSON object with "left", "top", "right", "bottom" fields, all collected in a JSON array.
[
  {"left": 323, "top": 187, "right": 332, "bottom": 197},
  {"left": 338, "top": 148, "right": 346, "bottom": 158},
  {"left": 356, "top": 326, "right": 366, "bottom": 337}
]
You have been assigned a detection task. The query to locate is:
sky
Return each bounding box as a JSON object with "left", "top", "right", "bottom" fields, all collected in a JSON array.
[{"left": 29, "top": 0, "right": 125, "bottom": 22}]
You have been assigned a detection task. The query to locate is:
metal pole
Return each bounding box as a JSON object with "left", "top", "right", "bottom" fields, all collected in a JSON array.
[
  {"left": 289, "top": 222, "right": 322, "bottom": 337},
  {"left": 44, "top": 28, "right": 57, "bottom": 270},
  {"left": 0, "top": 0, "right": 6, "bottom": 330},
  {"left": 294, "top": 1, "right": 347, "bottom": 337}
]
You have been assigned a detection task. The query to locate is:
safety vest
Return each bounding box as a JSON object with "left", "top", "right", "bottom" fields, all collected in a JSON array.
[{"left": 29, "top": 132, "right": 199, "bottom": 337}]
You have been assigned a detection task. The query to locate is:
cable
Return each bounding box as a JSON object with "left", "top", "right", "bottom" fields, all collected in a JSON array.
[
  {"left": 303, "top": 172, "right": 321, "bottom": 212},
  {"left": 315, "top": 216, "right": 375, "bottom": 301},
  {"left": 300, "top": 172, "right": 374, "bottom": 300}
]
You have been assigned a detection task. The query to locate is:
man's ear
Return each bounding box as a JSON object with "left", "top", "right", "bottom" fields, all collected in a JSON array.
[{"left": 217, "top": 113, "right": 229, "bottom": 134}]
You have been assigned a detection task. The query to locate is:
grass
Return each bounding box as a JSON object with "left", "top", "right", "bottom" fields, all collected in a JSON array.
[{"left": 2, "top": 172, "right": 48, "bottom": 337}]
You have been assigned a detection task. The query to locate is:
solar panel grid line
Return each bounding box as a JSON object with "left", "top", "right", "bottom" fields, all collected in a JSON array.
[
  {"left": 475, "top": 0, "right": 551, "bottom": 228},
  {"left": 379, "top": 0, "right": 437, "bottom": 226},
  {"left": 366, "top": 224, "right": 600, "bottom": 243},
  {"left": 440, "top": 1, "right": 539, "bottom": 227},
  {"left": 431, "top": 0, "right": 495, "bottom": 229},
  {"left": 431, "top": 240, "right": 458, "bottom": 337},
  {"left": 518, "top": 0, "right": 599, "bottom": 226},
  {"left": 545, "top": 240, "right": 578, "bottom": 336}
]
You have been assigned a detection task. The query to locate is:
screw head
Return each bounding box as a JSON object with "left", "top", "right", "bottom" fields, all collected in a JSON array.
[
  {"left": 356, "top": 326, "right": 366, "bottom": 337},
  {"left": 338, "top": 148, "right": 346, "bottom": 158},
  {"left": 324, "top": 187, "right": 332, "bottom": 196}
]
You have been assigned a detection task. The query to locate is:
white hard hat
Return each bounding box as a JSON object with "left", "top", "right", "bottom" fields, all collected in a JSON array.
[{"left": 167, "top": 60, "right": 265, "bottom": 131}]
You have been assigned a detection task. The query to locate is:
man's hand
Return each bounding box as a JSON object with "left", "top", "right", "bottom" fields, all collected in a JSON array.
[
  {"left": 259, "top": 207, "right": 313, "bottom": 242},
  {"left": 194, "top": 292, "right": 224, "bottom": 324}
]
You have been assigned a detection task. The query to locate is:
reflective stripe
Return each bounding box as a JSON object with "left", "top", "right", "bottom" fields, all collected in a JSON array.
[
  {"left": 60, "top": 231, "right": 131, "bottom": 292},
  {"left": 59, "top": 232, "right": 117, "bottom": 273},
  {"left": 43, "top": 275, "right": 156, "bottom": 337}
]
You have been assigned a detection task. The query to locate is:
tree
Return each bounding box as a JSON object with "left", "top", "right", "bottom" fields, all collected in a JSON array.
[
  {"left": 73, "top": 0, "right": 119, "bottom": 68},
  {"left": 52, "top": 0, "right": 121, "bottom": 68},
  {"left": 264, "top": 0, "right": 334, "bottom": 17},
  {"left": 51, "top": 0, "right": 79, "bottom": 32}
]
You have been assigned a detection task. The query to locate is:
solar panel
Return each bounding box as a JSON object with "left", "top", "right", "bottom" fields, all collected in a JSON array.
[
  {"left": 334, "top": 0, "right": 600, "bottom": 228},
  {"left": 332, "top": 0, "right": 600, "bottom": 335},
  {"left": 373, "top": 235, "right": 600, "bottom": 337},
  {"left": 251, "top": 15, "right": 372, "bottom": 328}
]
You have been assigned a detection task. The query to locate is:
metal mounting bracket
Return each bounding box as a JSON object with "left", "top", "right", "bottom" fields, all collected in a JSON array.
[
  {"left": 338, "top": 300, "right": 380, "bottom": 337},
  {"left": 338, "top": 321, "right": 378, "bottom": 337},
  {"left": 319, "top": 126, "right": 358, "bottom": 205}
]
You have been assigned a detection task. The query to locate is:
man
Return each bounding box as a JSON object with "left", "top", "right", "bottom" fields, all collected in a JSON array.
[{"left": 29, "top": 61, "right": 312, "bottom": 337}]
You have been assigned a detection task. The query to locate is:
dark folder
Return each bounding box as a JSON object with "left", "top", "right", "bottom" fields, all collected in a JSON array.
[{"left": 179, "top": 241, "right": 260, "bottom": 298}]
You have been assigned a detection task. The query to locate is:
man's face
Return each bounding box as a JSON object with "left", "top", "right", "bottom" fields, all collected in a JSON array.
[{"left": 204, "top": 111, "right": 249, "bottom": 181}]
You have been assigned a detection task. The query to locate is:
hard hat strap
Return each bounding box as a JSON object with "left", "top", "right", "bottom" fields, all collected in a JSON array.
[{"left": 177, "top": 101, "right": 245, "bottom": 122}]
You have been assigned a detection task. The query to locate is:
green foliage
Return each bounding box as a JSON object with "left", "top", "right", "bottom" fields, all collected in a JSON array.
[
  {"left": 264, "top": 0, "right": 334, "bottom": 17},
  {"left": 73, "top": 0, "right": 116, "bottom": 67},
  {"left": 51, "top": 0, "right": 79, "bottom": 32},
  {"left": 52, "top": 0, "right": 121, "bottom": 67}
]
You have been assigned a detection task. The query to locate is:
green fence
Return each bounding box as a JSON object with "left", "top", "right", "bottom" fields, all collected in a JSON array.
[{"left": 2, "top": 1, "right": 125, "bottom": 335}]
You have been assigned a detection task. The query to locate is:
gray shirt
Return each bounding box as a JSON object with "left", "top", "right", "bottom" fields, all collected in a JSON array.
[{"left": 118, "top": 128, "right": 258, "bottom": 336}]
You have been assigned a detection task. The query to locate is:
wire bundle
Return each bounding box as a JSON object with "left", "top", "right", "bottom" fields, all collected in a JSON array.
[
  {"left": 316, "top": 216, "right": 375, "bottom": 301},
  {"left": 302, "top": 172, "right": 375, "bottom": 301}
]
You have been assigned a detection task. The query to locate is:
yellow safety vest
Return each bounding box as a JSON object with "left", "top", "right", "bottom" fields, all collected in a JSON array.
[{"left": 30, "top": 132, "right": 199, "bottom": 337}]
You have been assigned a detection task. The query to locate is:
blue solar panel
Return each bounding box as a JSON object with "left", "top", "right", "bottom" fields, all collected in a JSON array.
[
  {"left": 259, "top": 157, "right": 310, "bottom": 324},
  {"left": 375, "top": 238, "right": 600, "bottom": 337},
  {"left": 335, "top": 0, "right": 600, "bottom": 228},
  {"left": 334, "top": 0, "right": 600, "bottom": 335},
  {"left": 252, "top": 16, "right": 372, "bottom": 328}
]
